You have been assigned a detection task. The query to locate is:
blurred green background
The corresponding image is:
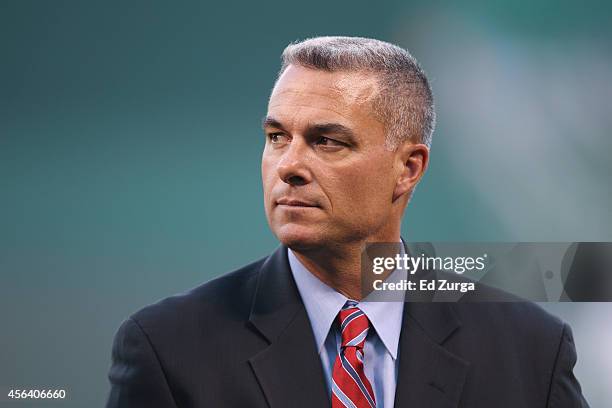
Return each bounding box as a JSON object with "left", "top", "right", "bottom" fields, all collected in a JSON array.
[{"left": 1, "top": 1, "right": 611, "bottom": 406}]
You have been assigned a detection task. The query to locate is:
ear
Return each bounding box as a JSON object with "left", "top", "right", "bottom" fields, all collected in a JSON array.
[{"left": 392, "top": 142, "right": 429, "bottom": 202}]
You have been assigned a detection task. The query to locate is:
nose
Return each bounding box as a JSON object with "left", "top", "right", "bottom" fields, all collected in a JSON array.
[{"left": 276, "top": 138, "right": 312, "bottom": 186}]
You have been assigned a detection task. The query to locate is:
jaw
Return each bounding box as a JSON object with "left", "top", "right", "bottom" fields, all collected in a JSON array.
[{"left": 271, "top": 222, "right": 329, "bottom": 250}]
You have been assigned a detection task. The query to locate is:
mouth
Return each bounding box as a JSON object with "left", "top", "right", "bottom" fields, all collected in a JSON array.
[{"left": 276, "top": 198, "right": 319, "bottom": 208}]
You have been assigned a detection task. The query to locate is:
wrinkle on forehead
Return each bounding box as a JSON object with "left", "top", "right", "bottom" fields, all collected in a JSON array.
[
  {"left": 268, "top": 68, "right": 381, "bottom": 126},
  {"left": 268, "top": 100, "right": 354, "bottom": 123}
]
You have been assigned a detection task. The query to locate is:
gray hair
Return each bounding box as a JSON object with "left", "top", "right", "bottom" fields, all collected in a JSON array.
[{"left": 277, "top": 36, "right": 436, "bottom": 149}]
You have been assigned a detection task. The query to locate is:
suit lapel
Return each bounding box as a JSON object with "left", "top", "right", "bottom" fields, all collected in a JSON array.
[
  {"left": 247, "top": 246, "right": 329, "bottom": 408},
  {"left": 247, "top": 244, "right": 470, "bottom": 407},
  {"left": 394, "top": 301, "right": 470, "bottom": 408}
]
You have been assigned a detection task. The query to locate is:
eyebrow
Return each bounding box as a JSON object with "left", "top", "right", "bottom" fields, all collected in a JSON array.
[
  {"left": 262, "top": 116, "right": 358, "bottom": 143},
  {"left": 262, "top": 116, "right": 284, "bottom": 130}
]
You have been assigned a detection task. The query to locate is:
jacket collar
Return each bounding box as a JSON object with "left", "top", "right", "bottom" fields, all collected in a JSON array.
[
  {"left": 248, "top": 244, "right": 470, "bottom": 408},
  {"left": 248, "top": 245, "right": 330, "bottom": 407}
]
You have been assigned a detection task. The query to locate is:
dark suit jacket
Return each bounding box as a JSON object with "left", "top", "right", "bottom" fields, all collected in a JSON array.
[{"left": 106, "top": 246, "right": 589, "bottom": 407}]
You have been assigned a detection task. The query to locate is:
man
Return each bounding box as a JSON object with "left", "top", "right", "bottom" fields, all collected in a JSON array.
[{"left": 106, "top": 37, "right": 588, "bottom": 407}]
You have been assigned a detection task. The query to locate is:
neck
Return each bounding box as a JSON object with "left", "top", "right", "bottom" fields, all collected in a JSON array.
[{"left": 291, "top": 231, "right": 402, "bottom": 300}]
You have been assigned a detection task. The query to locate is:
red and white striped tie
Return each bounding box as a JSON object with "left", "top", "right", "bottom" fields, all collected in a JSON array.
[{"left": 331, "top": 301, "right": 376, "bottom": 408}]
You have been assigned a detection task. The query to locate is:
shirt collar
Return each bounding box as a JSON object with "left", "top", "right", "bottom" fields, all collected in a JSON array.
[
  {"left": 288, "top": 249, "right": 347, "bottom": 353},
  {"left": 288, "top": 245, "right": 405, "bottom": 360}
]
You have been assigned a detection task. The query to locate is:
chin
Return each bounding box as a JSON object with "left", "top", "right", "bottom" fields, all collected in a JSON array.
[{"left": 272, "top": 224, "right": 327, "bottom": 250}]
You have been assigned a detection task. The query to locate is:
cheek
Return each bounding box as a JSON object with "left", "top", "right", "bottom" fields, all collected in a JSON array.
[
  {"left": 261, "top": 158, "right": 276, "bottom": 212},
  {"left": 332, "top": 166, "right": 394, "bottom": 218},
  {"left": 261, "top": 156, "right": 275, "bottom": 190}
]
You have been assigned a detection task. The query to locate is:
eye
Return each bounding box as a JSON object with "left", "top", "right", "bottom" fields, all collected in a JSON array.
[
  {"left": 315, "top": 136, "right": 345, "bottom": 148},
  {"left": 267, "top": 133, "right": 289, "bottom": 144}
]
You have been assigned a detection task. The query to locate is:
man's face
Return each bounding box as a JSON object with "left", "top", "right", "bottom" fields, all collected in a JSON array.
[{"left": 262, "top": 65, "right": 402, "bottom": 249}]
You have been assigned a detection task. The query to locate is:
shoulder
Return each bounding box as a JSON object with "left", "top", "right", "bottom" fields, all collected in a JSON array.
[
  {"left": 445, "top": 280, "right": 587, "bottom": 404},
  {"left": 427, "top": 270, "right": 567, "bottom": 347},
  {"left": 454, "top": 299, "right": 565, "bottom": 339},
  {"left": 127, "top": 256, "right": 267, "bottom": 335},
  {"left": 106, "top": 255, "right": 273, "bottom": 406},
  {"left": 460, "top": 276, "right": 563, "bottom": 332},
  {"left": 449, "top": 282, "right": 566, "bottom": 355}
]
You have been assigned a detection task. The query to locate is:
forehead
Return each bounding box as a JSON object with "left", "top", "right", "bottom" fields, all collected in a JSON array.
[{"left": 267, "top": 65, "right": 381, "bottom": 127}]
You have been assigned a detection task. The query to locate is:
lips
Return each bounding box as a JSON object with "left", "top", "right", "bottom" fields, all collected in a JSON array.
[{"left": 276, "top": 197, "right": 319, "bottom": 207}]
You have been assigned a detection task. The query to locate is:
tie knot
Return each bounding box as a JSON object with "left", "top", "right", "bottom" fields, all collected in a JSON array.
[{"left": 338, "top": 302, "right": 370, "bottom": 349}]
